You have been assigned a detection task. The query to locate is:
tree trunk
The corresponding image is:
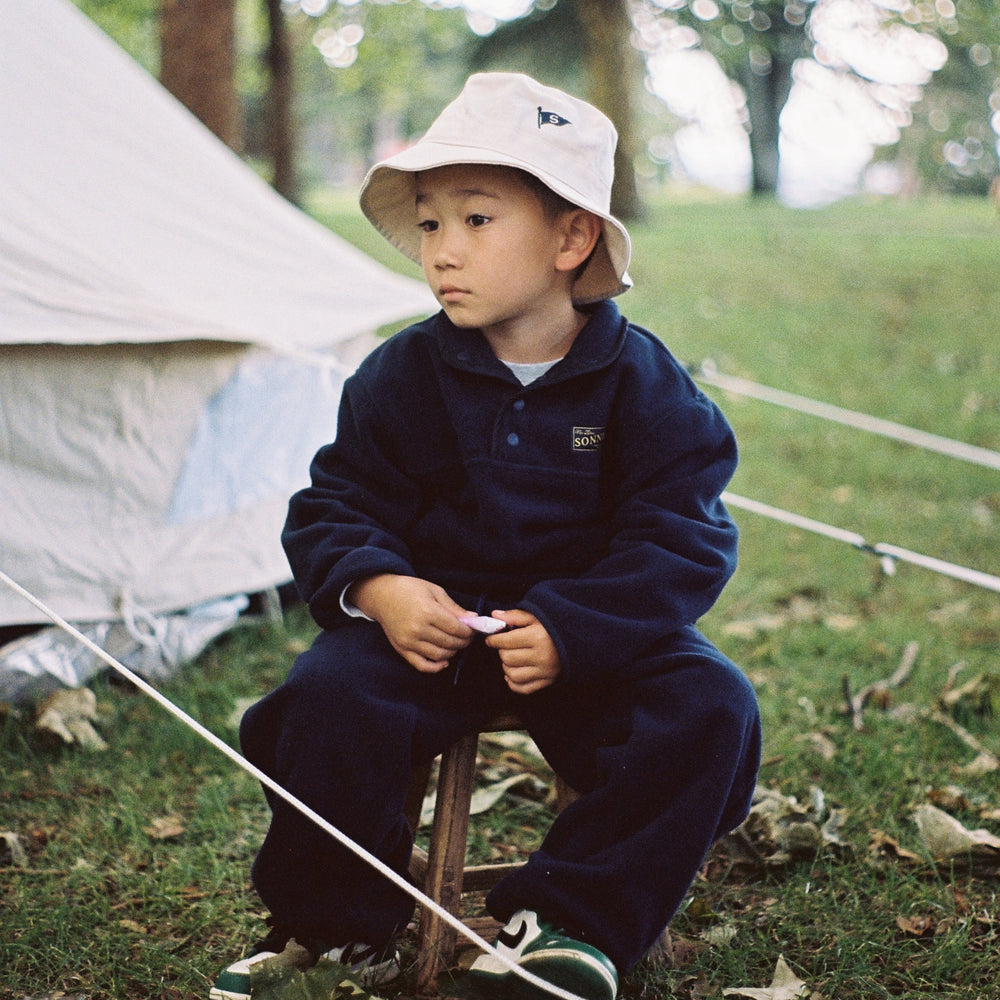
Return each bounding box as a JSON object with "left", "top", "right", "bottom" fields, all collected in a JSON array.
[
  {"left": 264, "top": 0, "right": 296, "bottom": 201},
  {"left": 576, "top": 0, "right": 644, "bottom": 220},
  {"left": 739, "top": 52, "right": 794, "bottom": 197},
  {"left": 160, "top": 0, "right": 240, "bottom": 152}
]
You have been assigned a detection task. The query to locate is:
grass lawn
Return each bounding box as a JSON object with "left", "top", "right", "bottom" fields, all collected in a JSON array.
[{"left": 2, "top": 193, "right": 998, "bottom": 1000}]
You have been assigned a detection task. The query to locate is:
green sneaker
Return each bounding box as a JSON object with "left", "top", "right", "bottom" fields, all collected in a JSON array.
[
  {"left": 209, "top": 930, "right": 399, "bottom": 1000},
  {"left": 469, "top": 909, "right": 618, "bottom": 1000}
]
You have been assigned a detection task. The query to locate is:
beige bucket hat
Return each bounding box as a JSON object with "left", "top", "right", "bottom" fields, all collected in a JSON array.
[{"left": 359, "top": 72, "right": 632, "bottom": 304}]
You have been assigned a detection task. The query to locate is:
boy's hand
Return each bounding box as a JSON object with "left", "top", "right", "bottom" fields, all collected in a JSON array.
[
  {"left": 485, "top": 609, "right": 561, "bottom": 694},
  {"left": 348, "top": 574, "right": 473, "bottom": 673}
]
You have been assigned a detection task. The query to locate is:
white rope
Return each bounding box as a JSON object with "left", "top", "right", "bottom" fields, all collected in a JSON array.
[
  {"left": 697, "top": 361, "right": 1000, "bottom": 472},
  {"left": 723, "top": 493, "right": 1000, "bottom": 594},
  {"left": 0, "top": 569, "right": 589, "bottom": 1000}
]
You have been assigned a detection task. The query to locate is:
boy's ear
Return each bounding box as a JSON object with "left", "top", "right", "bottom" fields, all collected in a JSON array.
[{"left": 556, "top": 210, "right": 602, "bottom": 273}]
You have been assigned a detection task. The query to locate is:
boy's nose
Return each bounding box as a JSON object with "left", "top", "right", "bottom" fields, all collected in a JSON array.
[{"left": 431, "top": 227, "right": 463, "bottom": 269}]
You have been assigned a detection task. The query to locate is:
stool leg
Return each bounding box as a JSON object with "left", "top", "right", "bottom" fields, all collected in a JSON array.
[{"left": 414, "top": 730, "right": 479, "bottom": 992}]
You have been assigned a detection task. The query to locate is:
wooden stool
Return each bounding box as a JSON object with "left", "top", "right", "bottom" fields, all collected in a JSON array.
[{"left": 405, "top": 712, "right": 577, "bottom": 992}]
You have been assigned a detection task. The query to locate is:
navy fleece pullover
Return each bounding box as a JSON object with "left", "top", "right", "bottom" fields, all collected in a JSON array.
[{"left": 282, "top": 300, "right": 738, "bottom": 686}]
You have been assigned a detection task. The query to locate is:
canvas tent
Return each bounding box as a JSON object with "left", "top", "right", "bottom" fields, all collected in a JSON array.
[{"left": 0, "top": 0, "right": 434, "bottom": 695}]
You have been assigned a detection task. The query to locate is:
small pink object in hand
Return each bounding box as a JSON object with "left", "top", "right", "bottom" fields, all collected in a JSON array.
[{"left": 458, "top": 614, "right": 506, "bottom": 635}]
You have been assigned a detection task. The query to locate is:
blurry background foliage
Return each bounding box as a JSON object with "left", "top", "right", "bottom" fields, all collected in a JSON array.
[{"left": 71, "top": 0, "right": 1000, "bottom": 208}]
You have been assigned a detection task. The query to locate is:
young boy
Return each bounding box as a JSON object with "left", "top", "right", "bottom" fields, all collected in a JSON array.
[{"left": 211, "top": 72, "right": 760, "bottom": 1000}]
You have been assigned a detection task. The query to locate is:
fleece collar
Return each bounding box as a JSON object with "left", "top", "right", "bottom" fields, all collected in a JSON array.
[{"left": 434, "top": 299, "right": 628, "bottom": 386}]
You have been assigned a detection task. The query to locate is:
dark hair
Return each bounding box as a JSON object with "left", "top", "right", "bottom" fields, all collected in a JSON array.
[
  {"left": 513, "top": 168, "right": 601, "bottom": 280},
  {"left": 514, "top": 169, "right": 580, "bottom": 219}
]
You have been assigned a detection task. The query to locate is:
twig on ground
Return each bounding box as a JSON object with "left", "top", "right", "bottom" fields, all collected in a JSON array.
[
  {"left": 917, "top": 707, "right": 1000, "bottom": 772},
  {"left": 842, "top": 641, "right": 919, "bottom": 730},
  {"left": 942, "top": 660, "right": 967, "bottom": 694}
]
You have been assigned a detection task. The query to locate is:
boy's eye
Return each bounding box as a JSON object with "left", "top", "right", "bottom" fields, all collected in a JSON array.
[
  {"left": 467, "top": 214, "right": 490, "bottom": 228},
  {"left": 417, "top": 219, "right": 438, "bottom": 233}
]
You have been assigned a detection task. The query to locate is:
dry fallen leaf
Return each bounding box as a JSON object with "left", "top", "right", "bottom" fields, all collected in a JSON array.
[
  {"left": 723, "top": 954, "right": 809, "bottom": 999},
  {"left": 912, "top": 803, "right": 1000, "bottom": 863},
  {"left": 0, "top": 830, "right": 28, "bottom": 867},
  {"left": 823, "top": 613, "right": 858, "bottom": 632},
  {"left": 645, "top": 927, "right": 709, "bottom": 968},
  {"left": 719, "top": 592, "right": 828, "bottom": 638},
  {"left": 700, "top": 924, "right": 738, "bottom": 947},
  {"left": 939, "top": 671, "right": 999, "bottom": 718},
  {"left": 251, "top": 947, "right": 387, "bottom": 1000},
  {"left": 35, "top": 688, "right": 107, "bottom": 751},
  {"left": 896, "top": 914, "right": 936, "bottom": 937},
  {"left": 420, "top": 772, "right": 544, "bottom": 826},
  {"left": 144, "top": 816, "right": 186, "bottom": 840},
  {"left": 868, "top": 830, "right": 922, "bottom": 866},
  {"left": 794, "top": 732, "right": 837, "bottom": 761},
  {"left": 928, "top": 600, "right": 971, "bottom": 625},
  {"left": 723, "top": 614, "right": 788, "bottom": 638},
  {"left": 691, "top": 973, "right": 720, "bottom": 998},
  {"left": 820, "top": 808, "right": 851, "bottom": 852},
  {"left": 961, "top": 752, "right": 1000, "bottom": 776},
  {"left": 735, "top": 786, "right": 848, "bottom": 866},
  {"left": 926, "top": 786, "right": 970, "bottom": 812}
]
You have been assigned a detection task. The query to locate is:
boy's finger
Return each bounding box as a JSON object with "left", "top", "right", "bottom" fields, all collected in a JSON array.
[
  {"left": 491, "top": 608, "right": 534, "bottom": 628},
  {"left": 429, "top": 605, "right": 473, "bottom": 637},
  {"left": 412, "top": 656, "right": 451, "bottom": 674},
  {"left": 485, "top": 629, "right": 523, "bottom": 651},
  {"left": 503, "top": 671, "right": 550, "bottom": 695}
]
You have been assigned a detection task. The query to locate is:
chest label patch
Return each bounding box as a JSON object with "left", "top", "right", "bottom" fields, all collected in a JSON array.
[{"left": 572, "top": 426, "right": 606, "bottom": 451}]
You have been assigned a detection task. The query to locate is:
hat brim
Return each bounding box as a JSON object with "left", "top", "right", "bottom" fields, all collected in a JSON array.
[{"left": 360, "top": 140, "right": 632, "bottom": 305}]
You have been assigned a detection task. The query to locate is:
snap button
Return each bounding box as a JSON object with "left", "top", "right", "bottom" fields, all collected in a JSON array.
[
  {"left": 507, "top": 433, "right": 520, "bottom": 447},
  {"left": 513, "top": 399, "right": 526, "bottom": 411}
]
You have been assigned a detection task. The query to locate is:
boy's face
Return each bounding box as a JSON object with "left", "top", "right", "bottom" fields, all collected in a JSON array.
[{"left": 414, "top": 164, "right": 576, "bottom": 338}]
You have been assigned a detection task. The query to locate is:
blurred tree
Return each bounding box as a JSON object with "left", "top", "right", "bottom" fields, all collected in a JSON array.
[
  {"left": 75, "top": 0, "right": 295, "bottom": 195},
  {"left": 890, "top": 0, "right": 1000, "bottom": 194},
  {"left": 284, "top": 0, "right": 471, "bottom": 189},
  {"left": 68, "top": 0, "right": 1000, "bottom": 201},
  {"left": 264, "top": 0, "right": 296, "bottom": 200},
  {"left": 160, "top": 0, "right": 241, "bottom": 151},
  {"left": 469, "top": 0, "right": 645, "bottom": 219},
  {"left": 655, "top": 0, "right": 812, "bottom": 195},
  {"left": 631, "top": 0, "right": 999, "bottom": 197},
  {"left": 472, "top": 0, "right": 806, "bottom": 196},
  {"left": 257, "top": 0, "right": 646, "bottom": 213}
]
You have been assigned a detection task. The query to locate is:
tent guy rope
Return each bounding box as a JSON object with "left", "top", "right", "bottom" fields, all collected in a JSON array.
[
  {"left": 0, "top": 568, "right": 588, "bottom": 1000},
  {"left": 694, "top": 360, "right": 1000, "bottom": 472},
  {"left": 722, "top": 493, "right": 1000, "bottom": 594},
  {"left": 684, "top": 361, "right": 1000, "bottom": 593}
]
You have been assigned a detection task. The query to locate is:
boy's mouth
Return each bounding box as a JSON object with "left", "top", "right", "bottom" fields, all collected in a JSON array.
[{"left": 439, "top": 285, "right": 469, "bottom": 302}]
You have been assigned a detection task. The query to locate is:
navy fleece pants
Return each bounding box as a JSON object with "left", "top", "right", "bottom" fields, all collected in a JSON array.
[{"left": 240, "top": 620, "right": 760, "bottom": 976}]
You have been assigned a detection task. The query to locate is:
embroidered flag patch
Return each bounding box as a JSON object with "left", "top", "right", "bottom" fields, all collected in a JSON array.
[{"left": 537, "top": 107, "right": 572, "bottom": 128}]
